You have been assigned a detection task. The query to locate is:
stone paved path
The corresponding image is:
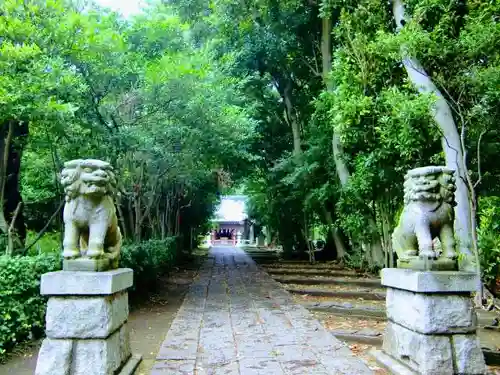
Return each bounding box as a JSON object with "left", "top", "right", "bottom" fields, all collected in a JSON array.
[{"left": 151, "top": 247, "right": 374, "bottom": 374}]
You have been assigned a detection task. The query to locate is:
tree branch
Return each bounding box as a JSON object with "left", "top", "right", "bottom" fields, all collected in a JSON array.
[
  {"left": 6, "top": 202, "right": 23, "bottom": 256},
  {"left": 474, "top": 130, "right": 487, "bottom": 189},
  {"left": 24, "top": 200, "right": 64, "bottom": 253}
]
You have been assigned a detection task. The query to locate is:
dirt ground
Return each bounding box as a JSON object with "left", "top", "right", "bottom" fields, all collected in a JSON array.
[{"left": 0, "top": 268, "right": 196, "bottom": 375}]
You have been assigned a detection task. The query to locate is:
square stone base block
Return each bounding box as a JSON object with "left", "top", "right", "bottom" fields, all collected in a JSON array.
[
  {"left": 63, "top": 258, "right": 112, "bottom": 272},
  {"left": 397, "top": 256, "right": 457, "bottom": 271},
  {"left": 386, "top": 287, "right": 476, "bottom": 334},
  {"left": 46, "top": 292, "right": 129, "bottom": 339},
  {"left": 381, "top": 268, "right": 479, "bottom": 293},
  {"left": 35, "top": 324, "right": 137, "bottom": 375},
  {"left": 41, "top": 269, "right": 133, "bottom": 296},
  {"left": 379, "top": 321, "right": 486, "bottom": 375}
]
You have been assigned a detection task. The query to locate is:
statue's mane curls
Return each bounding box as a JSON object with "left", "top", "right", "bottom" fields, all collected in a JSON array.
[
  {"left": 60, "top": 159, "right": 117, "bottom": 201},
  {"left": 403, "top": 166, "right": 456, "bottom": 205}
]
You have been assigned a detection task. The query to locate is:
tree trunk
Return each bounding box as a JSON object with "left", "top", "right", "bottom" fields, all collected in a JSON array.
[
  {"left": 321, "top": 16, "right": 385, "bottom": 267},
  {"left": 0, "top": 120, "right": 28, "bottom": 253},
  {"left": 392, "top": 0, "right": 474, "bottom": 270},
  {"left": 378, "top": 200, "right": 394, "bottom": 267},
  {"left": 116, "top": 198, "right": 128, "bottom": 240},
  {"left": 133, "top": 164, "right": 145, "bottom": 241},
  {"left": 0, "top": 121, "right": 15, "bottom": 234},
  {"left": 323, "top": 208, "right": 347, "bottom": 259},
  {"left": 175, "top": 207, "right": 180, "bottom": 236},
  {"left": 7, "top": 203, "right": 22, "bottom": 256},
  {"left": 134, "top": 195, "right": 142, "bottom": 241},
  {"left": 283, "top": 80, "right": 301, "bottom": 156},
  {"left": 127, "top": 198, "right": 134, "bottom": 239},
  {"left": 160, "top": 207, "right": 166, "bottom": 239},
  {"left": 272, "top": 74, "right": 302, "bottom": 156},
  {"left": 166, "top": 196, "right": 173, "bottom": 236},
  {"left": 303, "top": 213, "right": 315, "bottom": 264}
]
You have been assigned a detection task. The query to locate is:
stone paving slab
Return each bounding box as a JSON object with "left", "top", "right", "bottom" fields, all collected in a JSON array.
[{"left": 151, "top": 247, "right": 373, "bottom": 374}]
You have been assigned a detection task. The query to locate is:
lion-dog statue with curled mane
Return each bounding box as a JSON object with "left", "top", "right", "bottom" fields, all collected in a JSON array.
[
  {"left": 60, "top": 159, "right": 122, "bottom": 270},
  {"left": 392, "top": 166, "right": 458, "bottom": 270}
]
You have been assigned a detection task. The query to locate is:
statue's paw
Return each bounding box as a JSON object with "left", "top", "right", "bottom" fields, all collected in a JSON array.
[
  {"left": 86, "top": 249, "right": 104, "bottom": 258},
  {"left": 419, "top": 250, "right": 436, "bottom": 259},
  {"left": 63, "top": 250, "right": 80, "bottom": 259}
]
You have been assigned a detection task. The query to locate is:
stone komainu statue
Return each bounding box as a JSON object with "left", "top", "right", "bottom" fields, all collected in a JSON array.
[
  {"left": 60, "top": 159, "right": 122, "bottom": 268},
  {"left": 392, "top": 166, "right": 457, "bottom": 262}
]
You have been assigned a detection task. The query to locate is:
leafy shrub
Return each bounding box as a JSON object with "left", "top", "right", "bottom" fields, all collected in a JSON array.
[
  {"left": 0, "top": 237, "right": 178, "bottom": 360},
  {"left": 0, "top": 254, "right": 61, "bottom": 360},
  {"left": 120, "top": 237, "right": 178, "bottom": 292},
  {"left": 478, "top": 196, "right": 500, "bottom": 291},
  {"left": 25, "top": 231, "right": 61, "bottom": 256}
]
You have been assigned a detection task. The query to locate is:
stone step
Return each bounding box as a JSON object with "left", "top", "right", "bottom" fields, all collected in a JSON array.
[
  {"left": 301, "top": 300, "right": 499, "bottom": 327},
  {"left": 273, "top": 276, "right": 381, "bottom": 288},
  {"left": 264, "top": 262, "right": 345, "bottom": 270},
  {"left": 330, "top": 329, "right": 383, "bottom": 346},
  {"left": 286, "top": 287, "right": 386, "bottom": 301},
  {"left": 267, "top": 268, "right": 365, "bottom": 278},
  {"left": 301, "top": 301, "right": 386, "bottom": 319}
]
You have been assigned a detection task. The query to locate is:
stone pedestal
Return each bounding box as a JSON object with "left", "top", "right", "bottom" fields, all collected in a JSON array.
[
  {"left": 35, "top": 269, "right": 142, "bottom": 375},
  {"left": 373, "top": 268, "right": 486, "bottom": 375}
]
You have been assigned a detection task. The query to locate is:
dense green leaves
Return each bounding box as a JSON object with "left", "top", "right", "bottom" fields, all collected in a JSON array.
[
  {"left": 0, "top": 254, "right": 61, "bottom": 358},
  {"left": 170, "top": 0, "right": 500, "bottom": 268},
  {"left": 1, "top": 0, "right": 500, "bottom": 309},
  {"left": 0, "top": 0, "right": 258, "bottom": 246}
]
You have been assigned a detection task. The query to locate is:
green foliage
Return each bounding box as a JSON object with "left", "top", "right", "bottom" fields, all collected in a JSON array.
[
  {"left": 25, "top": 231, "right": 61, "bottom": 256},
  {"left": 478, "top": 197, "right": 500, "bottom": 286},
  {"left": 120, "top": 238, "right": 178, "bottom": 291},
  {"left": 0, "top": 254, "right": 61, "bottom": 360},
  {"left": 1, "top": 0, "right": 257, "bottom": 249}
]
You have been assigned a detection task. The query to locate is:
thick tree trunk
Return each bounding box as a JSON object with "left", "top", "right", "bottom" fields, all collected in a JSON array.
[
  {"left": 323, "top": 208, "right": 346, "bottom": 259},
  {"left": 321, "top": 16, "right": 385, "bottom": 267},
  {"left": 0, "top": 120, "right": 28, "bottom": 254},
  {"left": 392, "top": 0, "right": 474, "bottom": 271}
]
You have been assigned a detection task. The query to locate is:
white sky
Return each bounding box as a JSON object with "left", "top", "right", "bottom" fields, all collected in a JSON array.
[
  {"left": 215, "top": 198, "right": 248, "bottom": 222},
  {"left": 94, "top": 0, "right": 146, "bottom": 17}
]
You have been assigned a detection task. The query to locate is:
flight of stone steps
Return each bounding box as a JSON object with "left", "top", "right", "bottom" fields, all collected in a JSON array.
[{"left": 243, "top": 248, "right": 500, "bottom": 368}]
